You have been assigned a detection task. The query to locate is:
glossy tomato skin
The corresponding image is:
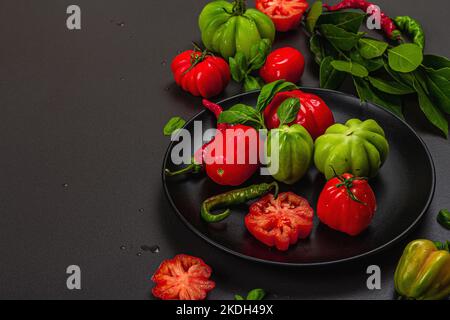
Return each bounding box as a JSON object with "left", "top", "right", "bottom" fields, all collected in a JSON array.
[
  {"left": 171, "top": 50, "right": 230, "bottom": 98},
  {"left": 245, "top": 192, "right": 314, "bottom": 251},
  {"left": 260, "top": 47, "right": 305, "bottom": 84},
  {"left": 203, "top": 124, "right": 261, "bottom": 186},
  {"left": 317, "top": 174, "right": 377, "bottom": 236},
  {"left": 256, "top": 0, "right": 309, "bottom": 32},
  {"left": 151, "top": 254, "right": 215, "bottom": 300},
  {"left": 263, "top": 89, "right": 335, "bottom": 139}
]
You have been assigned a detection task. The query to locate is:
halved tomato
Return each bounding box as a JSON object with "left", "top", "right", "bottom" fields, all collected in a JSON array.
[
  {"left": 256, "top": 0, "right": 309, "bottom": 32},
  {"left": 151, "top": 254, "right": 215, "bottom": 300},
  {"left": 245, "top": 192, "right": 314, "bottom": 251}
]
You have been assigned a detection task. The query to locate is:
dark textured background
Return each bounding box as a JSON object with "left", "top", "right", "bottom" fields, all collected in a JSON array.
[{"left": 0, "top": 0, "right": 448, "bottom": 300}]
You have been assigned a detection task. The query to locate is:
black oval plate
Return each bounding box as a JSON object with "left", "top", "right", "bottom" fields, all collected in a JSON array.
[{"left": 162, "top": 88, "right": 435, "bottom": 266}]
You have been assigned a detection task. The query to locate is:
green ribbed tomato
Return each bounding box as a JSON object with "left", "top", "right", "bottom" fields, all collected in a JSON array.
[
  {"left": 199, "top": 0, "right": 275, "bottom": 60},
  {"left": 267, "top": 124, "right": 314, "bottom": 185},
  {"left": 314, "top": 119, "right": 389, "bottom": 180}
]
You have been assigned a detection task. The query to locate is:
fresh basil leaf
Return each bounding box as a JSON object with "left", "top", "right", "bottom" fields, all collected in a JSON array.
[
  {"left": 349, "top": 50, "right": 383, "bottom": 72},
  {"left": 320, "top": 24, "right": 361, "bottom": 51},
  {"left": 306, "top": 1, "right": 323, "bottom": 33},
  {"left": 431, "top": 67, "right": 450, "bottom": 81},
  {"left": 277, "top": 97, "right": 300, "bottom": 127},
  {"left": 246, "top": 289, "right": 266, "bottom": 301},
  {"left": 229, "top": 57, "right": 244, "bottom": 82},
  {"left": 437, "top": 209, "right": 450, "bottom": 230},
  {"left": 423, "top": 54, "right": 450, "bottom": 70},
  {"left": 353, "top": 77, "right": 404, "bottom": 117},
  {"left": 413, "top": 76, "right": 448, "bottom": 137},
  {"left": 243, "top": 75, "right": 264, "bottom": 92},
  {"left": 331, "top": 60, "right": 368, "bottom": 77},
  {"left": 317, "top": 11, "right": 365, "bottom": 33},
  {"left": 256, "top": 80, "right": 297, "bottom": 112},
  {"left": 320, "top": 56, "right": 346, "bottom": 89},
  {"left": 234, "top": 295, "right": 245, "bottom": 300},
  {"left": 310, "top": 35, "right": 324, "bottom": 64},
  {"left": 358, "top": 38, "right": 388, "bottom": 59},
  {"left": 434, "top": 241, "right": 450, "bottom": 251},
  {"left": 249, "top": 39, "right": 272, "bottom": 71},
  {"left": 368, "top": 76, "right": 415, "bottom": 95},
  {"left": 388, "top": 43, "right": 423, "bottom": 73},
  {"left": 425, "top": 71, "right": 450, "bottom": 114},
  {"left": 218, "top": 104, "right": 263, "bottom": 128},
  {"left": 163, "top": 116, "right": 186, "bottom": 136},
  {"left": 383, "top": 62, "right": 414, "bottom": 89}
]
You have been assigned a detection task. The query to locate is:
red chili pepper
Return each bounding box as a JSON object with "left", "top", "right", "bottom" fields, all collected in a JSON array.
[
  {"left": 166, "top": 100, "right": 261, "bottom": 186},
  {"left": 323, "top": 0, "right": 401, "bottom": 40}
]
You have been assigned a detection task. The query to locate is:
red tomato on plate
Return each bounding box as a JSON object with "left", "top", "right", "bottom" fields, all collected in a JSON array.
[
  {"left": 256, "top": 0, "right": 309, "bottom": 32},
  {"left": 263, "top": 89, "right": 335, "bottom": 139},
  {"left": 245, "top": 192, "right": 314, "bottom": 251},
  {"left": 151, "top": 254, "right": 215, "bottom": 300},
  {"left": 260, "top": 47, "right": 305, "bottom": 84},
  {"left": 317, "top": 174, "right": 377, "bottom": 236},
  {"left": 171, "top": 50, "right": 230, "bottom": 98}
]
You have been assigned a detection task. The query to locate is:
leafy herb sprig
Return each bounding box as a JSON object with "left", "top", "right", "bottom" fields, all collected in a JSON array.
[
  {"left": 234, "top": 288, "right": 266, "bottom": 300},
  {"left": 305, "top": 1, "right": 450, "bottom": 137},
  {"left": 229, "top": 39, "right": 272, "bottom": 92}
]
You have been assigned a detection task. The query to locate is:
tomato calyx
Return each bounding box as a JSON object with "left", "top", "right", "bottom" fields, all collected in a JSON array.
[
  {"left": 183, "top": 42, "right": 213, "bottom": 75},
  {"left": 331, "top": 168, "right": 368, "bottom": 205},
  {"left": 232, "top": 0, "right": 247, "bottom": 15}
]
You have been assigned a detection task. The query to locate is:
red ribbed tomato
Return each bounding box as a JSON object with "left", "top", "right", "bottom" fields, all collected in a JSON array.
[
  {"left": 245, "top": 192, "right": 314, "bottom": 251},
  {"left": 317, "top": 174, "right": 377, "bottom": 236},
  {"left": 263, "top": 89, "right": 335, "bottom": 139},
  {"left": 171, "top": 50, "right": 230, "bottom": 98}
]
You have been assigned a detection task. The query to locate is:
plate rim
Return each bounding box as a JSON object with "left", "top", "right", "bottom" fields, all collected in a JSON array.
[{"left": 162, "top": 87, "right": 436, "bottom": 267}]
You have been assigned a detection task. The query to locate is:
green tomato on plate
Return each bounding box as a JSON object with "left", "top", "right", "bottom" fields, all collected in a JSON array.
[{"left": 314, "top": 119, "right": 389, "bottom": 180}]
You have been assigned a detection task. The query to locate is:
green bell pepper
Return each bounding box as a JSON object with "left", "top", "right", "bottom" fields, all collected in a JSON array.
[
  {"left": 198, "top": 0, "right": 275, "bottom": 60},
  {"left": 267, "top": 124, "right": 314, "bottom": 185},
  {"left": 394, "top": 239, "right": 450, "bottom": 300},
  {"left": 314, "top": 119, "right": 389, "bottom": 180}
]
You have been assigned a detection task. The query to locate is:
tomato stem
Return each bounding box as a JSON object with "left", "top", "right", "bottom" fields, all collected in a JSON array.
[
  {"left": 165, "top": 159, "right": 203, "bottom": 177},
  {"left": 232, "top": 0, "right": 247, "bottom": 15},
  {"left": 330, "top": 167, "right": 368, "bottom": 205}
]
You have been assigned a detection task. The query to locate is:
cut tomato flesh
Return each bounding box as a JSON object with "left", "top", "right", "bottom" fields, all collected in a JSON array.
[
  {"left": 245, "top": 192, "right": 314, "bottom": 251},
  {"left": 259, "top": 0, "right": 308, "bottom": 17},
  {"left": 151, "top": 254, "right": 215, "bottom": 300}
]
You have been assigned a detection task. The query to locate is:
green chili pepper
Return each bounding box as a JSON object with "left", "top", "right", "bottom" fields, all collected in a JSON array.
[
  {"left": 201, "top": 182, "right": 279, "bottom": 223},
  {"left": 394, "top": 16, "right": 425, "bottom": 50},
  {"left": 437, "top": 209, "right": 450, "bottom": 230}
]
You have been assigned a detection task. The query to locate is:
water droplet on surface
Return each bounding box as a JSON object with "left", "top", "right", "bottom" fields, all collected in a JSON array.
[
  {"left": 138, "top": 208, "right": 144, "bottom": 213},
  {"left": 141, "top": 245, "right": 160, "bottom": 253},
  {"left": 120, "top": 77, "right": 125, "bottom": 81},
  {"left": 120, "top": 245, "right": 126, "bottom": 251},
  {"left": 62, "top": 183, "right": 69, "bottom": 189},
  {"left": 117, "top": 22, "right": 125, "bottom": 27},
  {"left": 161, "top": 60, "right": 167, "bottom": 66},
  {"left": 136, "top": 252, "right": 142, "bottom": 257}
]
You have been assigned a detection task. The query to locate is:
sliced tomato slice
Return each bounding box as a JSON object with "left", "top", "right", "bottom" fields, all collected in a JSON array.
[
  {"left": 245, "top": 192, "right": 314, "bottom": 251},
  {"left": 256, "top": 0, "right": 309, "bottom": 32},
  {"left": 151, "top": 254, "right": 215, "bottom": 300}
]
